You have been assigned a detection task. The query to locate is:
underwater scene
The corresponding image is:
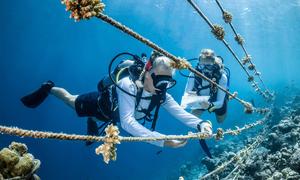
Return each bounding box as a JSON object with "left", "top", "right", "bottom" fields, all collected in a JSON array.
[{"left": 1, "top": 0, "right": 300, "bottom": 179}]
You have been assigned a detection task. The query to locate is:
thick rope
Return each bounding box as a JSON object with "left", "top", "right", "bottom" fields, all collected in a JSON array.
[
  {"left": 199, "top": 111, "right": 271, "bottom": 179},
  {"left": 0, "top": 118, "right": 265, "bottom": 143},
  {"left": 200, "top": 134, "right": 263, "bottom": 179},
  {"left": 214, "top": 0, "right": 272, "bottom": 96},
  {"left": 0, "top": 117, "right": 266, "bottom": 163},
  {"left": 186, "top": 0, "right": 271, "bottom": 100}
]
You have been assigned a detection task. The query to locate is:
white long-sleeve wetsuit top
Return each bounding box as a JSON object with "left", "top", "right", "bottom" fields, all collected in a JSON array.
[
  {"left": 116, "top": 77, "right": 203, "bottom": 147},
  {"left": 181, "top": 72, "right": 228, "bottom": 110}
]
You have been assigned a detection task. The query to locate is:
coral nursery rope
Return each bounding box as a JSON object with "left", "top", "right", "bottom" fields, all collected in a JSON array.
[
  {"left": 186, "top": 0, "right": 272, "bottom": 100},
  {"left": 200, "top": 134, "right": 264, "bottom": 179},
  {"left": 214, "top": 0, "right": 271, "bottom": 95},
  {"left": 0, "top": 118, "right": 265, "bottom": 143},
  {"left": 0, "top": 125, "right": 208, "bottom": 142},
  {"left": 0, "top": 112, "right": 269, "bottom": 164}
]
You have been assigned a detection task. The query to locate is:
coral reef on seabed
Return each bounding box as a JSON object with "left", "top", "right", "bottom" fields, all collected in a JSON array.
[
  {"left": 0, "top": 142, "right": 40, "bottom": 180},
  {"left": 177, "top": 94, "right": 300, "bottom": 180}
]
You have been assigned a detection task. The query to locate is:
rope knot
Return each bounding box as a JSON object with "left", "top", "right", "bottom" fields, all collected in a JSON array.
[
  {"left": 248, "top": 76, "right": 254, "bottom": 82},
  {"left": 229, "top": 91, "right": 238, "bottom": 100},
  {"left": 215, "top": 128, "right": 224, "bottom": 140},
  {"left": 242, "top": 55, "right": 251, "bottom": 65},
  {"left": 223, "top": 11, "right": 232, "bottom": 23},
  {"left": 248, "top": 64, "right": 255, "bottom": 71},
  {"left": 242, "top": 101, "right": 254, "bottom": 114},
  {"left": 255, "top": 71, "right": 261, "bottom": 76},
  {"left": 235, "top": 34, "right": 244, "bottom": 45}
]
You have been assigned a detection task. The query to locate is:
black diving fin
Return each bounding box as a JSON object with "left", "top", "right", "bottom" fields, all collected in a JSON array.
[
  {"left": 197, "top": 124, "right": 213, "bottom": 158},
  {"left": 21, "top": 81, "right": 54, "bottom": 108},
  {"left": 199, "top": 139, "right": 212, "bottom": 158},
  {"left": 86, "top": 118, "right": 112, "bottom": 146},
  {"left": 86, "top": 117, "right": 100, "bottom": 146}
]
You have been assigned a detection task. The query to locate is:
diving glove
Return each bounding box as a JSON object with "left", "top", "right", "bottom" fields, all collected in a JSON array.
[
  {"left": 207, "top": 103, "right": 216, "bottom": 113},
  {"left": 198, "top": 120, "right": 212, "bottom": 136}
]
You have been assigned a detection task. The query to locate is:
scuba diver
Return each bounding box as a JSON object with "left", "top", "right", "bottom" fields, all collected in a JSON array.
[
  {"left": 21, "top": 51, "right": 213, "bottom": 149},
  {"left": 181, "top": 49, "right": 229, "bottom": 123}
]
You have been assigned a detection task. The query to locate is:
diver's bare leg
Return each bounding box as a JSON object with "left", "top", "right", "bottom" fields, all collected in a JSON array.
[
  {"left": 50, "top": 87, "right": 78, "bottom": 109},
  {"left": 191, "top": 109, "right": 204, "bottom": 117}
]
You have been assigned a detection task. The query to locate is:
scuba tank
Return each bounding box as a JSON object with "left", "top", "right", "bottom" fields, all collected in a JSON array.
[{"left": 97, "top": 52, "right": 145, "bottom": 92}]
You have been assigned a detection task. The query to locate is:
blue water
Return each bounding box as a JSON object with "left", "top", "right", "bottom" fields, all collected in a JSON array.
[{"left": 0, "top": 0, "right": 299, "bottom": 179}]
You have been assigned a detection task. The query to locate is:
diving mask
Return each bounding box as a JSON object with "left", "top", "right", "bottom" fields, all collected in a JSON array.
[
  {"left": 197, "top": 63, "right": 221, "bottom": 79},
  {"left": 151, "top": 73, "right": 176, "bottom": 90}
]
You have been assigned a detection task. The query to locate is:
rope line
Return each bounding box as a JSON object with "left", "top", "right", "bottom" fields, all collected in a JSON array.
[
  {"left": 186, "top": 0, "right": 272, "bottom": 100},
  {"left": 0, "top": 116, "right": 267, "bottom": 164},
  {"left": 214, "top": 0, "right": 272, "bottom": 96},
  {"left": 200, "top": 134, "right": 264, "bottom": 179},
  {"left": 199, "top": 112, "right": 272, "bottom": 179},
  {"left": 0, "top": 118, "right": 263, "bottom": 143}
]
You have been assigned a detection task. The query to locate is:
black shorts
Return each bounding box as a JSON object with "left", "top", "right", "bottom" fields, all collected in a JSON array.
[
  {"left": 75, "top": 92, "right": 110, "bottom": 120},
  {"left": 214, "top": 99, "right": 228, "bottom": 116}
]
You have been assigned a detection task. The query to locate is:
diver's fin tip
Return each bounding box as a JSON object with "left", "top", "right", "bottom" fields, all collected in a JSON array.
[{"left": 20, "top": 80, "right": 55, "bottom": 108}]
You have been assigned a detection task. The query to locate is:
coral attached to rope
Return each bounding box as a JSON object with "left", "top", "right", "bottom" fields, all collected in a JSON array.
[
  {"left": 95, "top": 124, "right": 120, "bottom": 164},
  {"left": 61, "top": 0, "right": 105, "bottom": 21}
]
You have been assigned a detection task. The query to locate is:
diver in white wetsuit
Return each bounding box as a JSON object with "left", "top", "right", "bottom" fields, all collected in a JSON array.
[
  {"left": 181, "top": 49, "right": 229, "bottom": 123},
  {"left": 21, "top": 53, "right": 213, "bottom": 149},
  {"left": 115, "top": 55, "right": 212, "bottom": 147}
]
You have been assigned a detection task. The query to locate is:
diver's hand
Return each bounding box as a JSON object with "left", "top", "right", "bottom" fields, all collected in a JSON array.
[
  {"left": 198, "top": 120, "right": 213, "bottom": 136},
  {"left": 164, "top": 140, "right": 187, "bottom": 148}
]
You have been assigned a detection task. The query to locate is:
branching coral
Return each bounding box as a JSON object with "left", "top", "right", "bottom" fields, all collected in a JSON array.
[
  {"left": 255, "top": 108, "right": 270, "bottom": 114},
  {"left": 235, "top": 34, "right": 244, "bottom": 45},
  {"left": 255, "top": 71, "right": 261, "bottom": 76},
  {"left": 61, "top": 0, "right": 105, "bottom": 21},
  {"left": 248, "top": 64, "right": 255, "bottom": 71},
  {"left": 215, "top": 128, "right": 224, "bottom": 140},
  {"left": 170, "top": 59, "right": 191, "bottom": 70},
  {"left": 211, "top": 24, "right": 225, "bottom": 40},
  {"left": 248, "top": 76, "right": 254, "bottom": 82},
  {"left": 242, "top": 101, "right": 254, "bottom": 114},
  {"left": 229, "top": 91, "right": 238, "bottom": 100},
  {"left": 251, "top": 82, "right": 258, "bottom": 88},
  {"left": 95, "top": 124, "right": 120, "bottom": 164},
  {"left": 242, "top": 55, "right": 251, "bottom": 65},
  {"left": 223, "top": 11, "right": 232, "bottom": 23}
]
